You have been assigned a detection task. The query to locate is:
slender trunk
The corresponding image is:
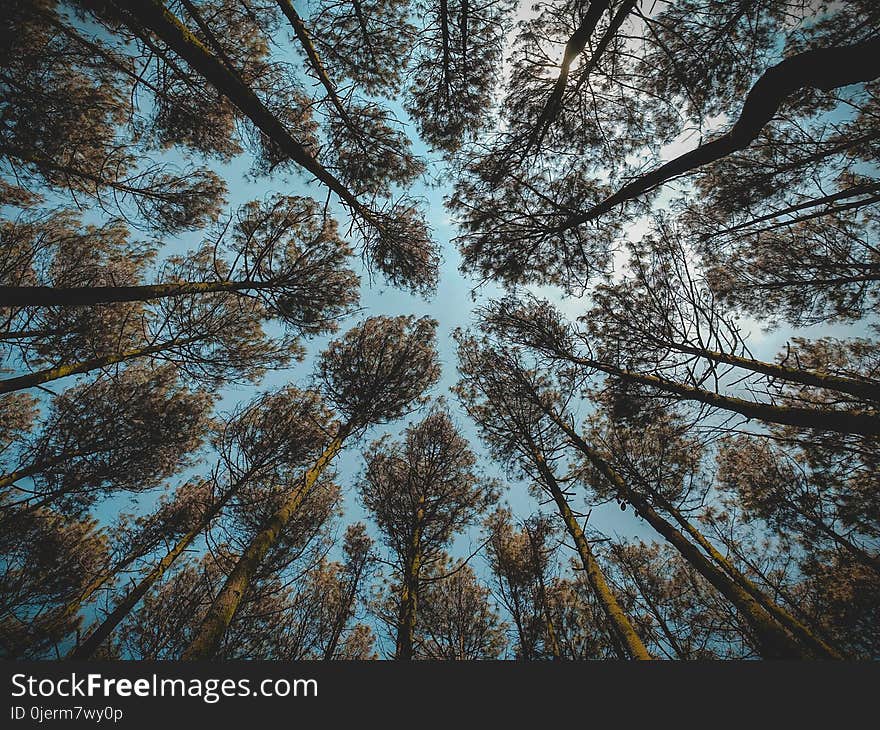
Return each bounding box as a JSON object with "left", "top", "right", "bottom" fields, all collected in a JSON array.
[
  {"left": 58, "top": 553, "right": 142, "bottom": 637},
  {"left": 0, "top": 453, "right": 75, "bottom": 491},
  {"left": 275, "top": 0, "right": 356, "bottom": 131},
  {"left": 509, "top": 587, "right": 532, "bottom": 661},
  {"left": 525, "top": 526, "right": 562, "bottom": 660},
  {"left": 545, "top": 411, "right": 812, "bottom": 658},
  {"left": 0, "top": 337, "right": 200, "bottom": 395},
  {"left": 810, "top": 515, "right": 880, "bottom": 577},
  {"left": 438, "top": 0, "right": 451, "bottom": 96},
  {"left": 181, "top": 426, "right": 352, "bottom": 659},
  {"left": 718, "top": 182, "right": 880, "bottom": 235},
  {"left": 651, "top": 491, "right": 844, "bottom": 659},
  {"left": 178, "top": 0, "right": 240, "bottom": 76},
  {"left": 528, "top": 444, "right": 652, "bottom": 660},
  {"left": 120, "top": 0, "right": 377, "bottom": 227},
  {"left": 349, "top": 0, "right": 379, "bottom": 65},
  {"left": 323, "top": 557, "right": 367, "bottom": 660},
  {"left": 740, "top": 273, "right": 880, "bottom": 291},
  {"left": 614, "top": 551, "right": 688, "bottom": 659},
  {"left": 395, "top": 496, "right": 425, "bottom": 660},
  {"left": 0, "top": 328, "right": 69, "bottom": 340},
  {"left": 571, "top": 0, "right": 638, "bottom": 96},
  {"left": 0, "top": 279, "right": 271, "bottom": 307},
  {"left": 738, "top": 193, "right": 880, "bottom": 237},
  {"left": 562, "top": 354, "right": 880, "bottom": 437},
  {"left": 559, "top": 35, "right": 880, "bottom": 228},
  {"left": 68, "top": 484, "right": 233, "bottom": 659},
  {"left": 655, "top": 341, "right": 880, "bottom": 404},
  {"left": 529, "top": 0, "right": 613, "bottom": 150}
]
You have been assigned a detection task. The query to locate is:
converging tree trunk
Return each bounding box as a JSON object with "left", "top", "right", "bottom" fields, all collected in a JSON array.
[
  {"left": 182, "top": 425, "right": 351, "bottom": 660},
  {"left": 395, "top": 495, "right": 425, "bottom": 661},
  {"left": 0, "top": 337, "right": 200, "bottom": 395},
  {"left": 559, "top": 35, "right": 880, "bottom": 228},
  {"left": 68, "top": 484, "right": 238, "bottom": 659},
  {"left": 527, "top": 443, "right": 652, "bottom": 660},
  {"left": 0, "top": 280, "right": 275, "bottom": 308},
  {"left": 545, "top": 409, "right": 817, "bottom": 659}
]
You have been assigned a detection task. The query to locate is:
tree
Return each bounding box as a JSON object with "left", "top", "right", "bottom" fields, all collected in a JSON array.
[
  {"left": 455, "top": 332, "right": 652, "bottom": 659},
  {"left": 459, "top": 323, "right": 844, "bottom": 658},
  {"left": 0, "top": 196, "right": 359, "bottom": 331},
  {"left": 478, "top": 294, "right": 880, "bottom": 437},
  {"left": 484, "top": 509, "right": 562, "bottom": 660},
  {"left": 181, "top": 315, "right": 440, "bottom": 659},
  {"left": 90, "top": 0, "right": 440, "bottom": 294},
  {"left": 451, "top": 2, "right": 880, "bottom": 293},
  {"left": 405, "top": 0, "right": 514, "bottom": 154},
  {"left": 1, "top": 1, "right": 227, "bottom": 233},
  {"left": 0, "top": 507, "right": 107, "bottom": 658},
  {"left": 115, "top": 470, "right": 341, "bottom": 660},
  {"left": 359, "top": 405, "right": 497, "bottom": 659},
  {"left": 66, "top": 383, "right": 334, "bottom": 658},
  {"left": 0, "top": 365, "right": 213, "bottom": 515},
  {"left": 4, "top": 0, "right": 879, "bottom": 665},
  {"left": 1, "top": 195, "right": 362, "bottom": 395},
  {"left": 414, "top": 559, "right": 508, "bottom": 660}
]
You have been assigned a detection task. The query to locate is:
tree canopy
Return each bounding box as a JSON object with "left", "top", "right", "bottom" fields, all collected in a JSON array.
[{"left": 1, "top": 0, "right": 878, "bottom": 661}]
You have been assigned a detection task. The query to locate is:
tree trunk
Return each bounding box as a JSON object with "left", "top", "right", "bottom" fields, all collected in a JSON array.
[
  {"left": 651, "top": 490, "right": 844, "bottom": 659},
  {"left": 275, "top": 0, "right": 355, "bottom": 131},
  {"left": 529, "top": 444, "right": 652, "bottom": 660},
  {"left": 559, "top": 35, "right": 880, "bottom": 228},
  {"left": 181, "top": 426, "right": 351, "bottom": 659},
  {"left": 120, "top": 0, "right": 375, "bottom": 225},
  {"left": 0, "top": 336, "right": 201, "bottom": 394},
  {"left": 565, "top": 355, "right": 880, "bottom": 437},
  {"left": 322, "top": 557, "right": 366, "bottom": 660},
  {"left": 0, "top": 279, "right": 270, "bottom": 307},
  {"left": 395, "top": 496, "right": 425, "bottom": 661},
  {"left": 524, "top": 524, "right": 562, "bottom": 660},
  {"left": 546, "top": 411, "right": 813, "bottom": 658},
  {"left": 658, "top": 341, "right": 880, "bottom": 404},
  {"left": 528, "top": 0, "right": 612, "bottom": 150},
  {"left": 67, "top": 483, "right": 235, "bottom": 659}
]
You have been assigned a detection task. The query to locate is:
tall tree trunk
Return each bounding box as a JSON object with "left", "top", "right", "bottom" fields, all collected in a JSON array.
[
  {"left": 0, "top": 336, "right": 200, "bottom": 394},
  {"left": 718, "top": 182, "right": 880, "bottom": 235},
  {"left": 545, "top": 411, "right": 814, "bottom": 658},
  {"left": 528, "top": 443, "right": 652, "bottom": 660},
  {"left": 67, "top": 482, "right": 235, "bottom": 659},
  {"left": 561, "top": 355, "right": 880, "bottom": 437},
  {"left": 0, "top": 327, "right": 68, "bottom": 340},
  {"left": 559, "top": 35, "right": 880, "bottom": 228},
  {"left": 649, "top": 490, "right": 844, "bottom": 659},
  {"left": 395, "top": 496, "right": 425, "bottom": 660},
  {"left": 0, "top": 451, "right": 83, "bottom": 491},
  {"left": 654, "top": 341, "right": 880, "bottom": 404},
  {"left": 528, "top": 0, "right": 613, "bottom": 151},
  {"left": 275, "top": 0, "right": 356, "bottom": 131},
  {"left": 120, "top": 0, "right": 377, "bottom": 226},
  {"left": 181, "top": 425, "right": 352, "bottom": 659},
  {"left": 0, "top": 279, "right": 272, "bottom": 307},
  {"left": 322, "top": 556, "right": 367, "bottom": 660},
  {"left": 524, "top": 523, "right": 562, "bottom": 660}
]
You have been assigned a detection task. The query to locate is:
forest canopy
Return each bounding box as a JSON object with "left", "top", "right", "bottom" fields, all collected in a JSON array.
[{"left": 1, "top": 0, "right": 878, "bottom": 660}]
